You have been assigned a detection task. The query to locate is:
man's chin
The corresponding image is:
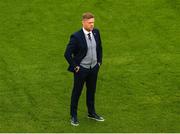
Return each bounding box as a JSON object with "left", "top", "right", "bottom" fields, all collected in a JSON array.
[
  {"left": 84, "top": 27, "right": 94, "bottom": 32},
  {"left": 89, "top": 28, "right": 94, "bottom": 31}
]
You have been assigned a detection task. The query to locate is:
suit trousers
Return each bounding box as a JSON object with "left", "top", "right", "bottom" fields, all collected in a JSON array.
[{"left": 70, "top": 63, "right": 99, "bottom": 117}]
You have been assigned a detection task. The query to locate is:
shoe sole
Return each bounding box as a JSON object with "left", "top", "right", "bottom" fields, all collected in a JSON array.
[
  {"left": 71, "top": 122, "right": 79, "bottom": 126},
  {"left": 87, "top": 116, "right": 105, "bottom": 122}
]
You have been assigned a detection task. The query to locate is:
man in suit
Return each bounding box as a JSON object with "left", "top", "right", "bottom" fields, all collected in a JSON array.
[{"left": 64, "top": 12, "right": 104, "bottom": 126}]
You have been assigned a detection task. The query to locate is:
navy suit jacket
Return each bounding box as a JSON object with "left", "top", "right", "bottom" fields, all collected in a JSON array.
[{"left": 64, "top": 28, "right": 102, "bottom": 72}]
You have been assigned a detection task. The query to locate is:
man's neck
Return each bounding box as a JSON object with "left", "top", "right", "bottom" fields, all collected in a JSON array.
[{"left": 83, "top": 27, "right": 92, "bottom": 35}]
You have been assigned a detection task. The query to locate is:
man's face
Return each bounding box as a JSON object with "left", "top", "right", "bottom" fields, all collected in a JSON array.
[{"left": 82, "top": 18, "right": 95, "bottom": 32}]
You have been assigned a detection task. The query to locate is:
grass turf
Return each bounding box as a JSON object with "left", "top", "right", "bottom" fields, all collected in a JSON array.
[{"left": 0, "top": 0, "right": 180, "bottom": 132}]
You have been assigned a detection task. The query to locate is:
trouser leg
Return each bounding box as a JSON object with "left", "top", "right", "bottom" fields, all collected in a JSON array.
[
  {"left": 86, "top": 65, "right": 99, "bottom": 114},
  {"left": 70, "top": 71, "right": 86, "bottom": 117}
]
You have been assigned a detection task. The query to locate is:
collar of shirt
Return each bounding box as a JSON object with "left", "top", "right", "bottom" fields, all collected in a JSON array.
[{"left": 82, "top": 27, "right": 93, "bottom": 38}]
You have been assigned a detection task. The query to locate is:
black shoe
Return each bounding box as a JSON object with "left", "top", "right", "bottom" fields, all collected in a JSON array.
[
  {"left": 70, "top": 116, "right": 79, "bottom": 126},
  {"left": 88, "top": 113, "right": 105, "bottom": 121}
]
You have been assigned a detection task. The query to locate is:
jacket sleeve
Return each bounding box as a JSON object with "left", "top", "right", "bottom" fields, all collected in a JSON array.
[
  {"left": 64, "top": 34, "right": 78, "bottom": 69},
  {"left": 97, "top": 30, "right": 103, "bottom": 65}
]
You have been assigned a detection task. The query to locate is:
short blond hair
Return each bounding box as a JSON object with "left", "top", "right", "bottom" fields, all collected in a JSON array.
[{"left": 82, "top": 12, "right": 94, "bottom": 20}]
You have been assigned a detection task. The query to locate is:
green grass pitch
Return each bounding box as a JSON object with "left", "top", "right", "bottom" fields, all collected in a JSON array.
[{"left": 0, "top": 0, "right": 180, "bottom": 132}]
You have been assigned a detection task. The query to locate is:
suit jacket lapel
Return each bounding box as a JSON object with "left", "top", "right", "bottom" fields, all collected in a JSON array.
[
  {"left": 80, "top": 29, "right": 87, "bottom": 49},
  {"left": 92, "top": 30, "right": 98, "bottom": 44}
]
